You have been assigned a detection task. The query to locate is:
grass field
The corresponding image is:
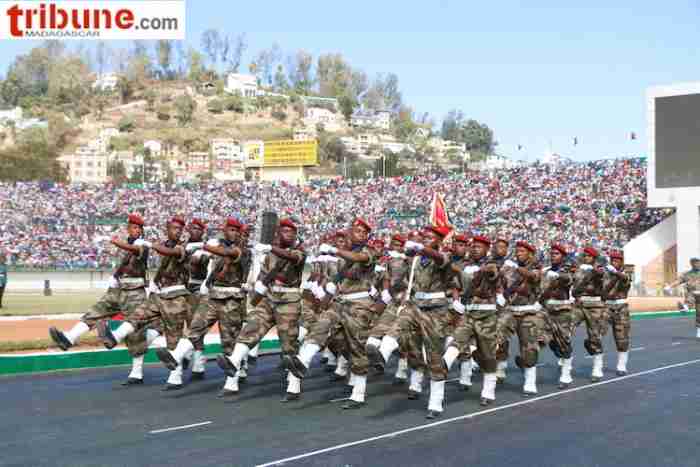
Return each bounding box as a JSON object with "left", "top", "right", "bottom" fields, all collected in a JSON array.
[{"left": 0, "top": 292, "right": 103, "bottom": 316}]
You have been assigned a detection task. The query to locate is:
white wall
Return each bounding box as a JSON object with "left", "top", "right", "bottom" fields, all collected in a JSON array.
[{"left": 624, "top": 213, "right": 676, "bottom": 286}]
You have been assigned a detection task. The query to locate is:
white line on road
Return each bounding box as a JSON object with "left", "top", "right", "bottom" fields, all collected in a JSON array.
[
  {"left": 255, "top": 358, "right": 700, "bottom": 467},
  {"left": 672, "top": 342, "right": 682, "bottom": 346},
  {"left": 149, "top": 421, "right": 212, "bottom": 434},
  {"left": 630, "top": 347, "right": 646, "bottom": 352}
]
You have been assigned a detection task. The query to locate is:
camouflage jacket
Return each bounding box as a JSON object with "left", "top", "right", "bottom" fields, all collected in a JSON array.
[
  {"left": 114, "top": 238, "right": 149, "bottom": 290},
  {"left": 185, "top": 241, "right": 210, "bottom": 292},
  {"left": 680, "top": 270, "right": 700, "bottom": 295},
  {"left": 502, "top": 258, "right": 542, "bottom": 308},
  {"left": 335, "top": 243, "right": 377, "bottom": 298},
  {"left": 539, "top": 263, "right": 574, "bottom": 306},
  {"left": 572, "top": 264, "right": 606, "bottom": 306},
  {"left": 410, "top": 251, "right": 454, "bottom": 308},
  {"left": 461, "top": 257, "right": 503, "bottom": 317},
  {"left": 385, "top": 252, "right": 410, "bottom": 299},
  {"left": 154, "top": 241, "right": 189, "bottom": 299},
  {"left": 449, "top": 254, "right": 470, "bottom": 294},
  {"left": 261, "top": 244, "right": 306, "bottom": 303},
  {"left": 209, "top": 239, "right": 248, "bottom": 300},
  {"left": 603, "top": 267, "right": 632, "bottom": 301}
]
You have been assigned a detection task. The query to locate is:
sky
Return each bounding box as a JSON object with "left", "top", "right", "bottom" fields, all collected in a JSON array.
[{"left": 1, "top": 0, "right": 699, "bottom": 162}]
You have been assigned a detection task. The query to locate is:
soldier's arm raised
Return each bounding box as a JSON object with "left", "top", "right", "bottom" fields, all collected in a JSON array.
[
  {"left": 336, "top": 248, "right": 370, "bottom": 264},
  {"left": 111, "top": 237, "right": 145, "bottom": 254},
  {"left": 204, "top": 244, "right": 241, "bottom": 260},
  {"left": 152, "top": 243, "right": 184, "bottom": 258},
  {"left": 271, "top": 246, "right": 303, "bottom": 264}
]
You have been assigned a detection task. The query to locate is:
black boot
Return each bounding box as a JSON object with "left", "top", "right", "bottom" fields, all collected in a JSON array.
[
  {"left": 49, "top": 327, "right": 73, "bottom": 351},
  {"left": 155, "top": 348, "right": 178, "bottom": 371}
]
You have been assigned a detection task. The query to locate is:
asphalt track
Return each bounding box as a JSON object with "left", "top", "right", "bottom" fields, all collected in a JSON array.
[{"left": 2, "top": 317, "right": 700, "bottom": 467}]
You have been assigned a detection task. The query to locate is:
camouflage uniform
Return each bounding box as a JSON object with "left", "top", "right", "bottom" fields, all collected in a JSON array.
[
  {"left": 384, "top": 251, "right": 457, "bottom": 381},
  {"left": 187, "top": 240, "right": 248, "bottom": 355},
  {"left": 82, "top": 243, "right": 151, "bottom": 357},
  {"left": 127, "top": 242, "right": 190, "bottom": 350},
  {"left": 237, "top": 245, "right": 306, "bottom": 357},
  {"left": 678, "top": 270, "right": 700, "bottom": 325},
  {"left": 603, "top": 267, "right": 633, "bottom": 352},
  {"left": 305, "top": 244, "right": 377, "bottom": 376},
  {"left": 449, "top": 257, "right": 503, "bottom": 374},
  {"left": 539, "top": 264, "right": 576, "bottom": 359},
  {"left": 184, "top": 242, "right": 210, "bottom": 331},
  {"left": 572, "top": 265, "right": 609, "bottom": 356},
  {"left": 498, "top": 259, "right": 544, "bottom": 369},
  {"left": 368, "top": 253, "right": 409, "bottom": 339}
]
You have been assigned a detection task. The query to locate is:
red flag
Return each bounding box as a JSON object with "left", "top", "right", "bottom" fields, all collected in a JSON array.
[{"left": 430, "top": 193, "right": 451, "bottom": 228}]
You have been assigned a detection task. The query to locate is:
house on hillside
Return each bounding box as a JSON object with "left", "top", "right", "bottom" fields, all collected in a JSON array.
[
  {"left": 303, "top": 107, "right": 342, "bottom": 132},
  {"left": 144, "top": 140, "right": 163, "bottom": 157},
  {"left": 224, "top": 73, "right": 259, "bottom": 97},
  {"left": 210, "top": 138, "right": 244, "bottom": 161},
  {"left": 293, "top": 126, "right": 317, "bottom": 141},
  {"left": 0, "top": 106, "right": 22, "bottom": 124},
  {"left": 59, "top": 151, "right": 108, "bottom": 184},
  {"left": 92, "top": 73, "right": 119, "bottom": 91},
  {"left": 350, "top": 109, "right": 391, "bottom": 130}
]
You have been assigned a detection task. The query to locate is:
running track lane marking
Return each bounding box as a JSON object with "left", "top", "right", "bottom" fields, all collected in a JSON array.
[
  {"left": 255, "top": 358, "right": 700, "bottom": 467},
  {"left": 148, "top": 421, "right": 212, "bottom": 434}
]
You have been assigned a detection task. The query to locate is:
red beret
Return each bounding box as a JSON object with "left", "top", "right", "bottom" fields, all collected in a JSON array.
[
  {"left": 609, "top": 250, "right": 624, "bottom": 260},
  {"left": 279, "top": 218, "right": 297, "bottom": 231},
  {"left": 353, "top": 218, "right": 372, "bottom": 232},
  {"left": 190, "top": 218, "right": 207, "bottom": 230},
  {"left": 550, "top": 243, "right": 568, "bottom": 255},
  {"left": 495, "top": 237, "right": 509, "bottom": 245},
  {"left": 453, "top": 234, "right": 469, "bottom": 244},
  {"left": 583, "top": 247, "right": 599, "bottom": 258},
  {"left": 240, "top": 224, "right": 250, "bottom": 234},
  {"left": 516, "top": 240, "right": 536, "bottom": 254},
  {"left": 429, "top": 226, "right": 452, "bottom": 238},
  {"left": 472, "top": 235, "right": 491, "bottom": 247},
  {"left": 170, "top": 216, "right": 186, "bottom": 227},
  {"left": 391, "top": 234, "right": 407, "bottom": 245},
  {"left": 224, "top": 218, "right": 242, "bottom": 230},
  {"left": 127, "top": 213, "right": 144, "bottom": 226}
]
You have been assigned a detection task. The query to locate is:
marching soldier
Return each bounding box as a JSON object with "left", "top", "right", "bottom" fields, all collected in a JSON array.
[
  {"left": 148, "top": 217, "right": 249, "bottom": 395},
  {"left": 572, "top": 246, "right": 609, "bottom": 382},
  {"left": 183, "top": 218, "right": 209, "bottom": 380},
  {"left": 49, "top": 214, "right": 160, "bottom": 385},
  {"left": 99, "top": 216, "right": 192, "bottom": 389},
  {"left": 372, "top": 225, "right": 457, "bottom": 419},
  {"left": 217, "top": 218, "right": 306, "bottom": 401},
  {"left": 540, "top": 243, "right": 576, "bottom": 388},
  {"left": 284, "top": 218, "right": 376, "bottom": 409},
  {"left": 498, "top": 241, "right": 543, "bottom": 395},
  {"left": 443, "top": 235, "right": 503, "bottom": 406},
  {"left": 665, "top": 257, "right": 700, "bottom": 338},
  {"left": 603, "top": 250, "right": 633, "bottom": 376},
  {"left": 447, "top": 234, "right": 475, "bottom": 390},
  {"left": 492, "top": 237, "right": 511, "bottom": 382}
]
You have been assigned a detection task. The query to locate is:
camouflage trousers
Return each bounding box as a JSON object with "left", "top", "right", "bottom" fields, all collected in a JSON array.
[
  {"left": 575, "top": 304, "right": 609, "bottom": 356},
  {"left": 307, "top": 298, "right": 375, "bottom": 376},
  {"left": 686, "top": 292, "right": 700, "bottom": 326},
  {"left": 544, "top": 305, "right": 579, "bottom": 359},
  {"left": 186, "top": 292, "right": 205, "bottom": 329},
  {"left": 187, "top": 296, "right": 246, "bottom": 355},
  {"left": 81, "top": 287, "right": 152, "bottom": 357},
  {"left": 450, "top": 311, "right": 500, "bottom": 373},
  {"left": 237, "top": 298, "right": 301, "bottom": 357},
  {"left": 369, "top": 302, "right": 401, "bottom": 339},
  {"left": 607, "top": 304, "right": 631, "bottom": 352},
  {"left": 497, "top": 310, "right": 548, "bottom": 368},
  {"left": 127, "top": 294, "right": 189, "bottom": 351},
  {"left": 386, "top": 304, "right": 455, "bottom": 381},
  {"left": 301, "top": 296, "right": 321, "bottom": 330}
]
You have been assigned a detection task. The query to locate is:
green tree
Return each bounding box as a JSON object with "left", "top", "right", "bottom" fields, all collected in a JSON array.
[
  {"left": 338, "top": 94, "right": 357, "bottom": 122},
  {"left": 107, "top": 160, "right": 127, "bottom": 184},
  {"left": 288, "top": 50, "right": 314, "bottom": 95},
  {"left": 273, "top": 64, "right": 289, "bottom": 92},
  {"left": 118, "top": 115, "right": 135, "bottom": 132},
  {"left": 144, "top": 89, "right": 157, "bottom": 112},
  {"left": 187, "top": 47, "right": 206, "bottom": 81},
  {"left": 116, "top": 76, "right": 134, "bottom": 104},
  {"left": 174, "top": 95, "right": 196, "bottom": 126},
  {"left": 156, "top": 40, "right": 172, "bottom": 78},
  {"left": 0, "top": 128, "right": 66, "bottom": 182},
  {"left": 156, "top": 104, "right": 172, "bottom": 120},
  {"left": 459, "top": 119, "right": 496, "bottom": 155},
  {"left": 223, "top": 93, "right": 244, "bottom": 113},
  {"left": 207, "top": 98, "right": 223, "bottom": 114},
  {"left": 200, "top": 29, "right": 221, "bottom": 69}
]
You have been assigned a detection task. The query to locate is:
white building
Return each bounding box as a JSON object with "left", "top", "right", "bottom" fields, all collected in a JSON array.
[
  {"left": 293, "top": 126, "right": 317, "bottom": 141},
  {"left": 92, "top": 73, "right": 119, "bottom": 91},
  {"left": 350, "top": 109, "right": 391, "bottom": 130},
  {"left": 0, "top": 106, "right": 22, "bottom": 124},
  {"left": 303, "top": 107, "right": 342, "bottom": 132},
  {"left": 210, "top": 138, "right": 244, "bottom": 161},
  {"left": 224, "top": 73, "right": 259, "bottom": 98},
  {"left": 58, "top": 152, "right": 109, "bottom": 184},
  {"left": 144, "top": 140, "right": 163, "bottom": 157},
  {"left": 340, "top": 136, "right": 362, "bottom": 155}
]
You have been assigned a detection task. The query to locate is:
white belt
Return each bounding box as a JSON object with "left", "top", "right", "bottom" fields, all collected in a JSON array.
[
  {"left": 510, "top": 304, "right": 540, "bottom": 312},
  {"left": 120, "top": 277, "right": 145, "bottom": 285},
  {"left": 579, "top": 296, "right": 602, "bottom": 303},
  {"left": 340, "top": 291, "right": 371, "bottom": 301},
  {"left": 211, "top": 286, "right": 242, "bottom": 293},
  {"left": 546, "top": 299, "right": 573, "bottom": 306},
  {"left": 467, "top": 304, "right": 497, "bottom": 311},
  {"left": 605, "top": 299, "right": 628, "bottom": 305},
  {"left": 693, "top": 291, "right": 700, "bottom": 295},
  {"left": 414, "top": 292, "right": 447, "bottom": 300},
  {"left": 188, "top": 279, "right": 204, "bottom": 285},
  {"left": 272, "top": 286, "right": 300, "bottom": 293},
  {"left": 159, "top": 285, "right": 186, "bottom": 294}
]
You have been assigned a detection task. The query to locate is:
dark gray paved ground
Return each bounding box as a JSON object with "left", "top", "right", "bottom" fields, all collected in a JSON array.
[{"left": 1, "top": 317, "right": 699, "bottom": 467}]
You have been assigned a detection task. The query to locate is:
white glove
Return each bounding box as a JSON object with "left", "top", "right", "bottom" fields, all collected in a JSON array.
[
  {"left": 185, "top": 242, "right": 204, "bottom": 253},
  {"left": 374, "top": 265, "right": 386, "bottom": 273},
  {"left": 404, "top": 240, "right": 424, "bottom": 251},
  {"left": 663, "top": 284, "right": 672, "bottom": 293},
  {"left": 242, "top": 284, "right": 250, "bottom": 292},
  {"left": 579, "top": 264, "right": 593, "bottom": 271},
  {"left": 305, "top": 255, "right": 317, "bottom": 264},
  {"left": 148, "top": 281, "right": 160, "bottom": 294},
  {"left": 546, "top": 270, "right": 560, "bottom": 279},
  {"left": 255, "top": 243, "right": 272, "bottom": 254},
  {"left": 606, "top": 264, "right": 617, "bottom": 273},
  {"left": 388, "top": 250, "right": 406, "bottom": 259},
  {"left": 312, "top": 283, "right": 326, "bottom": 300},
  {"left": 199, "top": 282, "right": 209, "bottom": 295},
  {"left": 108, "top": 276, "right": 119, "bottom": 289},
  {"left": 381, "top": 289, "right": 393, "bottom": 305},
  {"left": 504, "top": 259, "right": 518, "bottom": 268},
  {"left": 254, "top": 281, "right": 268, "bottom": 295},
  {"left": 464, "top": 265, "right": 480, "bottom": 274},
  {"left": 206, "top": 239, "right": 220, "bottom": 247},
  {"left": 301, "top": 281, "right": 315, "bottom": 291},
  {"left": 452, "top": 300, "right": 466, "bottom": 314},
  {"left": 319, "top": 243, "right": 338, "bottom": 255},
  {"left": 134, "top": 239, "right": 152, "bottom": 248},
  {"left": 325, "top": 282, "right": 337, "bottom": 295},
  {"left": 369, "top": 286, "right": 378, "bottom": 297},
  {"left": 496, "top": 293, "right": 506, "bottom": 307}
]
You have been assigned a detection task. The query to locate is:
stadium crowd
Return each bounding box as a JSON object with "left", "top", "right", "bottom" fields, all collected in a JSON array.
[{"left": 0, "top": 157, "right": 672, "bottom": 269}]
